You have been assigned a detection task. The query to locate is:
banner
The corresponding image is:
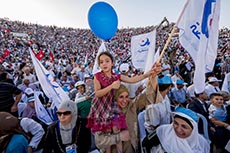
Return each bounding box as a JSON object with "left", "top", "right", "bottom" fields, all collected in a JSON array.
[
  {"left": 29, "top": 48, "right": 70, "bottom": 108},
  {"left": 142, "top": 46, "right": 160, "bottom": 85},
  {"left": 34, "top": 93, "right": 53, "bottom": 125},
  {"left": 177, "top": 0, "right": 220, "bottom": 93},
  {"left": 131, "top": 30, "right": 156, "bottom": 70}
]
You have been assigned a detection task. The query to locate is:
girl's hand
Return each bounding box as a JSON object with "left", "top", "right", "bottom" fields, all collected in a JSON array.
[{"left": 111, "top": 80, "right": 120, "bottom": 89}]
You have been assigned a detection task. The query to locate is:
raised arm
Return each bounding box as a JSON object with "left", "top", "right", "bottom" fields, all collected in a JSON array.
[{"left": 121, "top": 62, "right": 162, "bottom": 84}]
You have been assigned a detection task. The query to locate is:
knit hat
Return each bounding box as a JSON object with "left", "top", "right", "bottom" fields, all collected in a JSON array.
[{"left": 115, "top": 84, "right": 129, "bottom": 101}]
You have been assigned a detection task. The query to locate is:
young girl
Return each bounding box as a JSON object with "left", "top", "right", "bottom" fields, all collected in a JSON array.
[{"left": 87, "top": 51, "right": 155, "bottom": 153}]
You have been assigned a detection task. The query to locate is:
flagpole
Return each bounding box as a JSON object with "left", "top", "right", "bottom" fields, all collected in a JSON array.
[
  {"left": 148, "top": 0, "right": 189, "bottom": 88},
  {"left": 157, "top": 0, "right": 189, "bottom": 63}
]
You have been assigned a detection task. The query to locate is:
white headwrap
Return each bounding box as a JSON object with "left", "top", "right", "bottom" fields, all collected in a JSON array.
[
  {"left": 156, "top": 112, "right": 210, "bottom": 153},
  {"left": 58, "top": 100, "right": 78, "bottom": 144}
]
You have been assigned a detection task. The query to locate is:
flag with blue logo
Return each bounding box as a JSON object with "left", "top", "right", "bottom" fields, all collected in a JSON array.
[
  {"left": 29, "top": 48, "right": 70, "bottom": 109},
  {"left": 177, "top": 0, "right": 220, "bottom": 93},
  {"left": 34, "top": 93, "right": 53, "bottom": 125},
  {"left": 131, "top": 30, "right": 156, "bottom": 70}
]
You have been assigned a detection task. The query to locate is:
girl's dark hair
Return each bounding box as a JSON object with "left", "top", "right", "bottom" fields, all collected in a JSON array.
[{"left": 97, "top": 51, "right": 114, "bottom": 65}]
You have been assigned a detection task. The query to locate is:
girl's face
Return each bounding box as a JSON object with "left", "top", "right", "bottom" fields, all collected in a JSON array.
[
  {"left": 77, "top": 85, "right": 85, "bottom": 94},
  {"left": 117, "top": 91, "right": 129, "bottom": 108},
  {"left": 99, "top": 54, "right": 113, "bottom": 73},
  {"left": 212, "top": 95, "right": 224, "bottom": 107},
  {"left": 173, "top": 117, "right": 193, "bottom": 139}
]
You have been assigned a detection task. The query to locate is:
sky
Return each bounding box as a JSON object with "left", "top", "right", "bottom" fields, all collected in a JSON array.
[{"left": 0, "top": 0, "right": 229, "bottom": 29}]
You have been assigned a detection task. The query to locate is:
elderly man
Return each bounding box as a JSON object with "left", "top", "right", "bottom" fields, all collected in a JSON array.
[
  {"left": 205, "top": 77, "right": 221, "bottom": 98},
  {"left": 23, "top": 66, "right": 36, "bottom": 83}
]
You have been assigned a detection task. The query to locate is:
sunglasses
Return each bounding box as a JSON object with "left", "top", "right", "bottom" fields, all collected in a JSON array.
[{"left": 56, "top": 111, "right": 71, "bottom": 116}]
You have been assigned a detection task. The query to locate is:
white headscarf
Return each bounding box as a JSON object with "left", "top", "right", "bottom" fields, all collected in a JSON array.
[
  {"left": 156, "top": 112, "right": 210, "bottom": 153},
  {"left": 58, "top": 100, "right": 78, "bottom": 144}
]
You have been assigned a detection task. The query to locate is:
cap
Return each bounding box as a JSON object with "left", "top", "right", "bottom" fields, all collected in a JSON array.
[
  {"left": 208, "top": 77, "right": 221, "bottom": 83},
  {"left": 75, "top": 81, "right": 85, "bottom": 88},
  {"left": 158, "top": 75, "right": 172, "bottom": 84},
  {"left": 176, "top": 79, "right": 187, "bottom": 85},
  {"left": 174, "top": 70, "right": 179, "bottom": 73},
  {"left": 84, "top": 74, "right": 91, "bottom": 79},
  {"left": 173, "top": 107, "right": 198, "bottom": 122},
  {"left": 24, "top": 88, "right": 34, "bottom": 95},
  {"left": 27, "top": 96, "right": 35, "bottom": 102},
  {"left": 119, "top": 63, "right": 129, "bottom": 73}
]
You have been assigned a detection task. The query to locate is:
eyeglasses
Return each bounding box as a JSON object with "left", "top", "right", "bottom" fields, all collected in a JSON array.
[{"left": 56, "top": 111, "right": 71, "bottom": 116}]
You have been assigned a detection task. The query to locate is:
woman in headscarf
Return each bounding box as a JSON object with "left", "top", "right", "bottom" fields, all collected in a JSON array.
[
  {"left": 0, "top": 112, "right": 28, "bottom": 153},
  {"left": 143, "top": 107, "right": 210, "bottom": 153},
  {"left": 43, "top": 99, "right": 91, "bottom": 153},
  {"left": 94, "top": 63, "right": 162, "bottom": 153},
  {"left": 0, "top": 112, "right": 45, "bottom": 153}
]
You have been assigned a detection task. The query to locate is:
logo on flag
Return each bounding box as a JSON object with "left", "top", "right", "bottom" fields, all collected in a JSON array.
[
  {"left": 201, "top": 0, "right": 216, "bottom": 38},
  {"left": 140, "top": 38, "right": 150, "bottom": 47},
  {"left": 131, "top": 30, "right": 156, "bottom": 69}
]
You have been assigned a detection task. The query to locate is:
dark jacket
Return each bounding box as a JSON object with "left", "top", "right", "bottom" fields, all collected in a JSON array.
[
  {"left": 188, "top": 98, "right": 214, "bottom": 140},
  {"left": 43, "top": 119, "right": 91, "bottom": 153}
]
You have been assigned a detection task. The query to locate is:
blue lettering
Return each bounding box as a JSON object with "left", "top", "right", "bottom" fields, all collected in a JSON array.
[
  {"left": 137, "top": 49, "right": 148, "bottom": 53},
  {"left": 190, "top": 22, "right": 201, "bottom": 39}
]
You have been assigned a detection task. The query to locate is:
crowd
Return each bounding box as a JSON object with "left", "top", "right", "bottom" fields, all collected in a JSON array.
[{"left": 0, "top": 17, "right": 230, "bottom": 153}]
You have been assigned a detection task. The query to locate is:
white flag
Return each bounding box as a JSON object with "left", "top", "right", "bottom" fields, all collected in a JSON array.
[
  {"left": 131, "top": 30, "right": 156, "bottom": 70},
  {"left": 144, "top": 29, "right": 157, "bottom": 74},
  {"left": 153, "top": 47, "right": 160, "bottom": 66},
  {"left": 29, "top": 48, "right": 70, "bottom": 108},
  {"left": 34, "top": 93, "right": 53, "bottom": 125},
  {"left": 222, "top": 72, "right": 230, "bottom": 92},
  {"left": 177, "top": 0, "right": 220, "bottom": 93},
  {"left": 92, "top": 41, "right": 107, "bottom": 74},
  {"left": 143, "top": 46, "right": 160, "bottom": 85},
  {"left": 84, "top": 53, "right": 88, "bottom": 66}
]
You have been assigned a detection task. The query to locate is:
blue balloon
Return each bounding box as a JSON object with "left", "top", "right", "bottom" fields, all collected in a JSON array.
[{"left": 88, "top": 1, "right": 118, "bottom": 41}]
